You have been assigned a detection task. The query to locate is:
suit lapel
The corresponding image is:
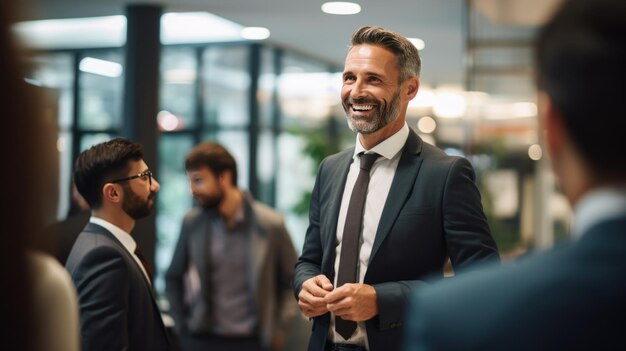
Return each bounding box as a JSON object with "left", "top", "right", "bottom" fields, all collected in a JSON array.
[
  {"left": 369, "top": 130, "right": 423, "bottom": 263},
  {"left": 248, "top": 200, "right": 267, "bottom": 297},
  {"left": 195, "top": 209, "right": 214, "bottom": 302},
  {"left": 323, "top": 151, "right": 353, "bottom": 276},
  {"left": 84, "top": 222, "right": 167, "bottom": 336}
]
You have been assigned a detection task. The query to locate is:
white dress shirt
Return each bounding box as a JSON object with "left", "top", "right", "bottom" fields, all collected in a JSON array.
[
  {"left": 329, "top": 123, "right": 409, "bottom": 348},
  {"left": 89, "top": 216, "right": 152, "bottom": 285}
]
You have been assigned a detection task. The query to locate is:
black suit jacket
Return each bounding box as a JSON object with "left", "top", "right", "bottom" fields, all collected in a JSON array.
[
  {"left": 405, "top": 215, "right": 626, "bottom": 351},
  {"left": 65, "top": 223, "right": 172, "bottom": 351},
  {"left": 294, "top": 130, "right": 500, "bottom": 351}
]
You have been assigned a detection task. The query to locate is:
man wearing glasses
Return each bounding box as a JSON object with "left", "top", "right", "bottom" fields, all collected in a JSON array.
[{"left": 66, "top": 138, "right": 172, "bottom": 351}]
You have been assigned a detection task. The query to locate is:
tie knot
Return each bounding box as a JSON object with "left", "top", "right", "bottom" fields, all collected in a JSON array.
[{"left": 359, "top": 153, "right": 379, "bottom": 171}]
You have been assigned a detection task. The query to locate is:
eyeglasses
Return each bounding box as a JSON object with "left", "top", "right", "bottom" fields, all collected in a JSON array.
[{"left": 110, "top": 170, "right": 153, "bottom": 186}]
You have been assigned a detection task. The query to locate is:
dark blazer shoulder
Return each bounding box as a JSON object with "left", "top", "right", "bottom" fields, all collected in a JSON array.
[
  {"left": 182, "top": 206, "right": 211, "bottom": 228},
  {"left": 322, "top": 146, "right": 354, "bottom": 168}
]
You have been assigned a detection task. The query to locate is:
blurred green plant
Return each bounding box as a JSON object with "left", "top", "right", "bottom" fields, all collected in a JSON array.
[{"left": 290, "top": 118, "right": 343, "bottom": 216}]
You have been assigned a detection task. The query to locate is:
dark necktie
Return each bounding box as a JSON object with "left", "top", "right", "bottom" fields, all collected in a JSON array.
[
  {"left": 335, "top": 152, "right": 380, "bottom": 340},
  {"left": 134, "top": 246, "right": 153, "bottom": 284}
]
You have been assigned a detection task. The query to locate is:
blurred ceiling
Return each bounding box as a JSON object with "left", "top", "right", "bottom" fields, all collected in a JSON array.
[{"left": 19, "top": 0, "right": 559, "bottom": 88}]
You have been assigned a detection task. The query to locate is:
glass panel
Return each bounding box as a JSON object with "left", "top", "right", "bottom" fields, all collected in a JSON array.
[
  {"left": 202, "top": 130, "right": 250, "bottom": 190},
  {"left": 202, "top": 46, "right": 250, "bottom": 127},
  {"left": 159, "top": 47, "right": 197, "bottom": 130},
  {"left": 276, "top": 133, "right": 316, "bottom": 254},
  {"left": 78, "top": 50, "right": 124, "bottom": 130},
  {"left": 279, "top": 53, "right": 337, "bottom": 131},
  {"left": 57, "top": 132, "right": 74, "bottom": 219},
  {"left": 275, "top": 53, "right": 341, "bottom": 252},
  {"left": 256, "top": 130, "right": 275, "bottom": 205},
  {"left": 80, "top": 133, "right": 115, "bottom": 151},
  {"left": 155, "top": 134, "right": 195, "bottom": 295},
  {"left": 26, "top": 53, "right": 75, "bottom": 130},
  {"left": 258, "top": 48, "right": 276, "bottom": 128}
]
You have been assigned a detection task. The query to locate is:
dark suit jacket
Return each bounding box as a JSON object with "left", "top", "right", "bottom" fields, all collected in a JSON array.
[
  {"left": 65, "top": 223, "right": 172, "bottom": 351},
  {"left": 294, "top": 130, "right": 500, "bottom": 351},
  {"left": 165, "top": 194, "right": 298, "bottom": 348},
  {"left": 45, "top": 210, "right": 90, "bottom": 264},
  {"left": 405, "top": 215, "right": 626, "bottom": 351}
]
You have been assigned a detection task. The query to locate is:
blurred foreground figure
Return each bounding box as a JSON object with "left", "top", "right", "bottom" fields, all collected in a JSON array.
[
  {"left": 405, "top": 0, "right": 626, "bottom": 350},
  {"left": 1, "top": 2, "right": 79, "bottom": 351}
]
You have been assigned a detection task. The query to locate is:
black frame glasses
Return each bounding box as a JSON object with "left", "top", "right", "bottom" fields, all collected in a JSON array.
[{"left": 110, "top": 170, "right": 153, "bottom": 186}]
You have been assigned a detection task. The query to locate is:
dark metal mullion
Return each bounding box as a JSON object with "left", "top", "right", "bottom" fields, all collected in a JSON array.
[
  {"left": 71, "top": 51, "right": 82, "bottom": 173},
  {"left": 194, "top": 46, "right": 205, "bottom": 144},
  {"left": 247, "top": 43, "right": 261, "bottom": 197},
  {"left": 269, "top": 47, "right": 284, "bottom": 207}
]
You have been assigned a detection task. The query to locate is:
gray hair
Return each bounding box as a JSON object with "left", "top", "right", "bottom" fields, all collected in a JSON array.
[{"left": 349, "top": 25, "right": 421, "bottom": 82}]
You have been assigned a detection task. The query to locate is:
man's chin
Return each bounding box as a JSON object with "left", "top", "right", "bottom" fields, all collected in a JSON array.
[{"left": 347, "top": 118, "right": 379, "bottom": 134}]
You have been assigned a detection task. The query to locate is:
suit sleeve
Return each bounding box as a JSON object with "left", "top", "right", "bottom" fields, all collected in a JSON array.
[
  {"left": 274, "top": 218, "right": 299, "bottom": 338},
  {"left": 293, "top": 159, "right": 325, "bottom": 299},
  {"left": 165, "top": 218, "right": 190, "bottom": 334},
  {"left": 73, "top": 246, "right": 131, "bottom": 351},
  {"left": 373, "top": 157, "right": 499, "bottom": 331},
  {"left": 443, "top": 157, "right": 500, "bottom": 270}
]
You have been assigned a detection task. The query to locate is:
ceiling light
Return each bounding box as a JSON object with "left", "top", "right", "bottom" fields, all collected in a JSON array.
[
  {"left": 79, "top": 57, "right": 123, "bottom": 77},
  {"left": 13, "top": 15, "right": 126, "bottom": 49},
  {"left": 408, "top": 38, "right": 426, "bottom": 50},
  {"left": 321, "top": 2, "right": 362, "bottom": 15},
  {"left": 241, "top": 27, "right": 271, "bottom": 40},
  {"left": 162, "top": 12, "right": 243, "bottom": 44}
]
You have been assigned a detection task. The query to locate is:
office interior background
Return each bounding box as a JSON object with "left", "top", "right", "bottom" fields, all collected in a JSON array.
[{"left": 14, "top": 0, "right": 568, "bottom": 298}]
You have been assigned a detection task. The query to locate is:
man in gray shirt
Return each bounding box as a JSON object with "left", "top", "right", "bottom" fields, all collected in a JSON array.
[{"left": 166, "top": 142, "right": 298, "bottom": 351}]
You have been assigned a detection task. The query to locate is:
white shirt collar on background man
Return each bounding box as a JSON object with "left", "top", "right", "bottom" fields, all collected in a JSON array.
[
  {"left": 573, "top": 186, "right": 626, "bottom": 240},
  {"left": 89, "top": 216, "right": 151, "bottom": 284},
  {"left": 353, "top": 122, "right": 409, "bottom": 160}
]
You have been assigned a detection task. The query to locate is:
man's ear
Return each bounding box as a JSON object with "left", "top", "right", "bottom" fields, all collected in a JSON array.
[
  {"left": 218, "top": 170, "right": 233, "bottom": 187},
  {"left": 404, "top": 77, "right": 419, "bottom": 100},
  {"left": 102, "top": 183, "right": 122, "bottom": 204}
]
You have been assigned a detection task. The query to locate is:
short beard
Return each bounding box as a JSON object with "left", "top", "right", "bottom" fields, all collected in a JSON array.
[
  {"left": 199, "top": 194, "right": 223, "bottom": 210},
  {"left": 344, "top": 87, "right": 402, "bottom": 134},
  {"left": 122, "top": 186, "right": 155, "bottom": 220}
]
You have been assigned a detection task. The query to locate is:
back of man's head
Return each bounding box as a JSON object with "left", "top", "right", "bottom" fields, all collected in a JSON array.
[
  {"left": 536, "top": 0, "right": 626, "bottom": 178},
  {"left": 185, "top": 141, "right": 238, "bottom": 186},
  {"left": 73, "top": 138, "right": 143, "bottom": 209}
]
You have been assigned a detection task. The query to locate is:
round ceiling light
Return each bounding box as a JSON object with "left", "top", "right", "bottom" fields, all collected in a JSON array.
[{"left": 321, "top": 2, "right": 362, "bottom": 15}]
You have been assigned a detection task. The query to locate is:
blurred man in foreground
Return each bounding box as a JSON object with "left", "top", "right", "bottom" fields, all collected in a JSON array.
[{"left": 405, "top": 0, "right": 626, "bottom": 349}]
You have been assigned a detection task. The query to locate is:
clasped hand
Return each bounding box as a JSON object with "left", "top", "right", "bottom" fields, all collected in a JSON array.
[{"left": 298, "top": 274, "right": 378, "bottom": 321}]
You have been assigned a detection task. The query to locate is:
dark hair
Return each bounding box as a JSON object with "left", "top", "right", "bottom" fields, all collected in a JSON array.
[
  {"left": 536, "top": 0, "right": 626, "bottom": 177},
  {"left": 350, "top": 25, "right": 421, "bottom": 82},
  {"left": 185, "top": 141, "right": 238, "bottom": 186},
  {"left": 73, "top": 138, "right": 144, "bottom": 208}
]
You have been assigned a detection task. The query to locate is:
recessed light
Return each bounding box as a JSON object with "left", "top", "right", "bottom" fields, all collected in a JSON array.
[
  {"left": 321, "top": 2, "right": 361, "bottom": 15},
  {"left": 241, "top": 27, "right": 271, "bottom": 40}
]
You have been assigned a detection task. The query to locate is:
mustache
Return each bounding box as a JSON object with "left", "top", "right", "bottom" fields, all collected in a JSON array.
[
  {"left": 344, "top": 97, "right": 379, "bottom": 105},
  {"left": 148, "top": 192, "right": 157, "bottom": 201}
]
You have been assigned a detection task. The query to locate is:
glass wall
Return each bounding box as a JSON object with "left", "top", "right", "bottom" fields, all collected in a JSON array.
[
  {"left": 26, "top": 49, "right": 125, "bottom": 219},
  {"left": 26, "top": 41, "right": 340, "bottom": 295}
]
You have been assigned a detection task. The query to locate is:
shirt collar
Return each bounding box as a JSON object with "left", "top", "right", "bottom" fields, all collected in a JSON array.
[
  {"left": 89, "top": 216, "right": 137, "bottom": 253},
  {"left": 353, "top": 122, "right": 409, "bottom": 160},
  {"left": 573, "top": 186, "right": 626, "bottom": 240}
]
